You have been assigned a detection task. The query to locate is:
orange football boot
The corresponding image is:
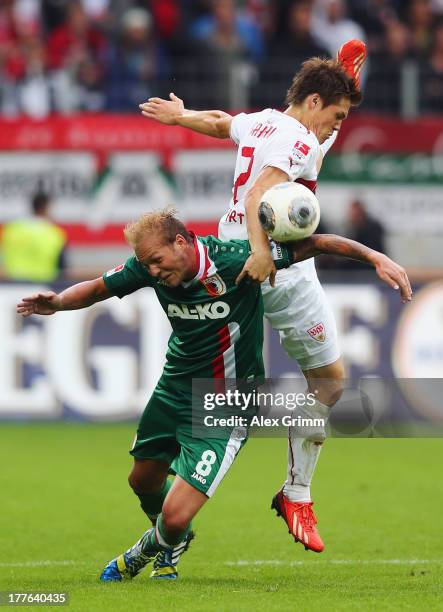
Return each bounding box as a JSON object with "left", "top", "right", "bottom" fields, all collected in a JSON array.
[
  {"left": 337, "top": 39, "right": 367, "bottom": 90},
  {"left": 271, "top": 488, "right": 324, "bottom": 553}
]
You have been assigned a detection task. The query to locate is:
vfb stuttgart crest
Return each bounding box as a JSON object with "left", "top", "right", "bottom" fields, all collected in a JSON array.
[
  {"left": 202, "top": 274, "right": 226, "bottom": 297},
  {"left": 307, "top": 322, "right": 326, "bottom": 343}
]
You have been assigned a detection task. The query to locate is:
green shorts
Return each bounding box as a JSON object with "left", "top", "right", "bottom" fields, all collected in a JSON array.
[{"left": 130, "top": 379, "right": 247, "bottom": 497}]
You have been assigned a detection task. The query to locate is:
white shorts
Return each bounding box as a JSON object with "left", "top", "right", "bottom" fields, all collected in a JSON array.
[{"left": 262, "top": 259, "right": 340, "bottom": 371}]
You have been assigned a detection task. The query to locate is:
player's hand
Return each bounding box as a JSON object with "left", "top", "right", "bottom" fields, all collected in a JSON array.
[
  {"left": 236, "top": 251, "right": 277, "bottom": 287},
  {"left": 139, "top": 92, "right": 185, "bottom": 125},
  {"left": 16, "top": 291, "right": 62, "bottom": 317},
  {"left": 372, "top": 253, "right": 412, "bottom": 303}
]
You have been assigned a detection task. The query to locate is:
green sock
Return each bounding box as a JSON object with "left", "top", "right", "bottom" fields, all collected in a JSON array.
[
  {"left": 137, "top": 479, "right": 172, "bottom": 523},
  {"left": 156, "top": 513, "right": 191, "bottom": 547},
  {"left": 139, "top": 527, "right": 162, "bottom": 555},
  {"left": 138, "top": 517, "right": 191, "bottom": 557}
]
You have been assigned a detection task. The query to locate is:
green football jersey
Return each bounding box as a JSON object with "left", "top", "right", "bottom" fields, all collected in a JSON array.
[{"left": 103, "top": 235, "right": 293, "bottom": 388}]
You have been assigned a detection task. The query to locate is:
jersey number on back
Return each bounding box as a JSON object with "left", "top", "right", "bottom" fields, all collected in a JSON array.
[{"left": 233, "top": 146, "right": 255, "bottom": 205}]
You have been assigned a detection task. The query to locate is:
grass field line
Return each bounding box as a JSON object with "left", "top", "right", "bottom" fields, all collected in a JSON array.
[
  {"left": 0, "top": 560, "right": 77, "bottom": 568},
  {"left": 225, "top": 559, "right": 441, "bottom": 566},
  {"left": 1, "top": 559, "right": 440, "bottom": 569}
]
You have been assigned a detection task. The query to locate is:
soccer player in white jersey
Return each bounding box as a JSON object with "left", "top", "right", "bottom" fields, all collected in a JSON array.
[{"left": 140, "top": 43, "right": 372, "bottom": 553}]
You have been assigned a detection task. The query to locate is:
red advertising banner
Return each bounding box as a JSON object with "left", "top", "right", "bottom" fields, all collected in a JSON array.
[
  {"left": 0, "top": 113, "right": 443, "bottom": 153},
  {"left": 0, "top": 114, "right": 235, "bottom": 156}
]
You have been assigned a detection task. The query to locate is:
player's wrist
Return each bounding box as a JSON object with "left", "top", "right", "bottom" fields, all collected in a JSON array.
[
  {"left": 177, "top": 109, "right": 193, "bottom": 125},
  {"left": 55, "top": 294, "right": 67, "bottom": 311},
  {"left": 366, "top": 249, "right": 382, "bottom": 267},
  {"left": 250, "top": 247, "right": 272, "bottom": 259}
]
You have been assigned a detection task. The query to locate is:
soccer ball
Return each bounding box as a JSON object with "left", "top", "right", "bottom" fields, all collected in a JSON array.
[{"left": 258, "top": 181, "right": 320, "bottom": 242}]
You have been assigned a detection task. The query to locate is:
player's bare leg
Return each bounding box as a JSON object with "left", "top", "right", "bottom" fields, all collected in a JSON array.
[
  {"left": 272, "top": 359, "right": 345, "bottom": 553},
  {"left": 128, "top": 458, "right": 172, "bottom": 525}
]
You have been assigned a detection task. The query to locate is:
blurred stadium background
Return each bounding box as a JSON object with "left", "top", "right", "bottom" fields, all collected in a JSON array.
[{"left": 0, "top": 0, "right": 442, "bottom": 419}]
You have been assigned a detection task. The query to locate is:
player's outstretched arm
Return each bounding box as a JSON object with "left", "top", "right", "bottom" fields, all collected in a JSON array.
[
  {"left": 16, "top": 277, "right": 112, "bottom": 317},
  {"left": 139, "top": 92, "right": 233, "bottom": 139},
  {"left": 290, "top": 234, "right": 412, "bottom": 303}
]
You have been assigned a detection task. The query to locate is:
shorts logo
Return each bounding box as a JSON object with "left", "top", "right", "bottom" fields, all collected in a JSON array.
[
  {"left": 191, "top": 471, "right": 207, "bottom": 484},
  {"left": 202, "top": 274, "right": 226, "bottom": 297},
  {"left": 106, "top": 264, "right": 124, "bottom": 277},
  {"left": 307, "top": 322, "right": 326, "bottom": 343}
]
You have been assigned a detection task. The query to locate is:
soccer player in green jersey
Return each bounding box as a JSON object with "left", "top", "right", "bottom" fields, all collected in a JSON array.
[{"left": 17, "top": 209, "right": 411, "bottom": 581}]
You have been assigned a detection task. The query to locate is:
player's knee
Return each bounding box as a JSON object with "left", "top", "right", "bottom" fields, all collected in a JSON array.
[
  {"left": 161, "top": 505, "right": 191, "bottom": 535},
  {"left": 310, "top": 364, "right": 345, "bottom": 407},
  {"left": 128, "top": 467, "right": 165, "bottom": 495}
]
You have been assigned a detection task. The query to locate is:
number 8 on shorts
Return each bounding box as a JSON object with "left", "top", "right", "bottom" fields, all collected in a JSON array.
[{"left": 195, "top": 450, "right": 217, "bottom": 477}]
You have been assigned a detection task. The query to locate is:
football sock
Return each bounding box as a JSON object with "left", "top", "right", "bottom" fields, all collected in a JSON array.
[
  {"left": 139, "top": 527, "right": 163, "bottom": 555},
  {"left": 284, "top": 437, "right": 323, "bottom": 502},
  {"left": 137, "top": 479, "right": 173, "bottom": 523},
  {"left": 288, "top": 398, "right": 329, "bottom": 443},
  {"left": 156, "top": 513, "right": 191, "bottom": 548}
]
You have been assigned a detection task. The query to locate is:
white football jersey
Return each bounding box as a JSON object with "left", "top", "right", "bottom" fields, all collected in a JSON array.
[{"left": 218, "top": 108, "right": 320, "bottom": 241}]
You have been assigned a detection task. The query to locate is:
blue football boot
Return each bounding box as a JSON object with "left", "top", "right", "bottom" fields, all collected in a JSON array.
[
  {"left": 100, "top": 527, "right": 157, "bottom": 581},
  {"left": 150, "top": 531, "right": 195, "bottom": 580}
]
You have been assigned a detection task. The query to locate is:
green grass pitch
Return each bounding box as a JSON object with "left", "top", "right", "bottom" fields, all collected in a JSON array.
[{"left": 0, "top": 423, "right": 442, "bottom": 611}]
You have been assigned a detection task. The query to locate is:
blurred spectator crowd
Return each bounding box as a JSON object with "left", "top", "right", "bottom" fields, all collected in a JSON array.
[{"left": 1, "top": 0, "right": 443, "bottom": 117}]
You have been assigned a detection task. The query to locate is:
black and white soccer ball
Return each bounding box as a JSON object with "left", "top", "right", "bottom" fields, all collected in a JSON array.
[{"left": 258, "top": 181, "right": 320, "bottom": 242}]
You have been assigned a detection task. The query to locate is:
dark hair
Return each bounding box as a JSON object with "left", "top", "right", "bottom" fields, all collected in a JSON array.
[
  {"left": 32, "top": 192, "right": 50, "bottom": 215},
  {"left": 285, "top": 57, "right": 362, "bottom": 107}
]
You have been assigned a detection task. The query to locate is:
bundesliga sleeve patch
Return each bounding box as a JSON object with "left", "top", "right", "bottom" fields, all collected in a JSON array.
[
  {"left": 106, "top": 264, "right": 124, "bottom": 277},
  {"left": 269, "top": 240, "right": 293, "bottom": 269},
  {"left": 293, "top": 140, "right": 311, "bottom": 157},
  {"left": 270, "top": 240, "right": 284, "bottom": 262}
]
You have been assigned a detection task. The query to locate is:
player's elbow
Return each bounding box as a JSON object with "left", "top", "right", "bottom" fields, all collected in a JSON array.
[
  {"left": 214, "top": 115, "right": 232, "bottom": 139},
  {"left": 291, "top": 236, "right": 318, "bottom": 262}
]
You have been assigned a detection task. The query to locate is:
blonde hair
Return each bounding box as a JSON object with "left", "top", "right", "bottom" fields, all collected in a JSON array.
[{"left": 123, "top": 207, "right": 192, "bottom": 249}]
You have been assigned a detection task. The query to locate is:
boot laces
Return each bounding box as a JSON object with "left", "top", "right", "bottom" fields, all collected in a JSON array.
[{"left": 299, "top": 503, "right": 317, "bottom": 531}]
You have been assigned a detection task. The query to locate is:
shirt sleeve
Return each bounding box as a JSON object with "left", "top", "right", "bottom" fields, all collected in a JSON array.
[
  {"left": 270, "top": 240, "right": 294, "bottom": 269},
  {"left": 214, "top": 239, "right": 251, "bottom": 278},
  {"left": 220, "top": 238, "right": 293, "bottom": 274},
  {"left": 102, "top": 255, "right": 153, "bottom": 298},
  {"left": 263, "top": 134, "right": 318, "bottom": 181},
  {"left": 230, "top": 112, "right": 253, "bottom": 145}
]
